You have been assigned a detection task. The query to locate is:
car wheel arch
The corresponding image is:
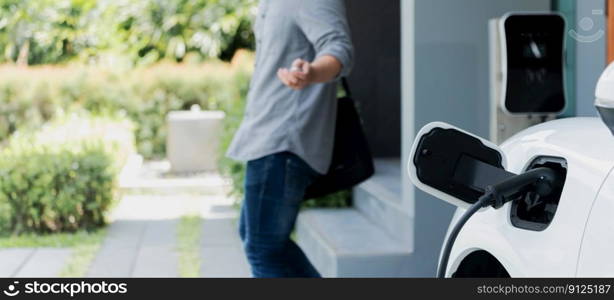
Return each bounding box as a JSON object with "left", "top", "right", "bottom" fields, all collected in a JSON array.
[{"left": 451, "top": 249, "right": 511, "bottom": 278}]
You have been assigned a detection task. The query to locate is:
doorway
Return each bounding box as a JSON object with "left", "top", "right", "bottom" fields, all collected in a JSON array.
[{"left": 345, "top": 0, "right": 401, "bottom": 159}]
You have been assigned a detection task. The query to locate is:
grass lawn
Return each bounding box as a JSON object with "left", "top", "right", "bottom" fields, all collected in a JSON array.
[
  {"left": 177, "top": 215, "right": 202, "bottom": 277},
  {"left": 0, "top": 229, "right": 107, "bottom": 277}
]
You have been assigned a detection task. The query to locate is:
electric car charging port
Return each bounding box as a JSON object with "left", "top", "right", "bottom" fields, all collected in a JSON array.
[{"left": 510, "top": 156, "right": 567, "bottom": 231}]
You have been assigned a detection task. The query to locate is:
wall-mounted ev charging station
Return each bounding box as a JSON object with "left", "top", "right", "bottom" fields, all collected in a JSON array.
[{"left": 489, "top": 13, "right": 567, "bottom": 144}]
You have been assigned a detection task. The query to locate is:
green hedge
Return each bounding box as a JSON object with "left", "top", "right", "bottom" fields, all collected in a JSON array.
[
  {"left": 0, "top": 116, "right": 134, "bottom": 234},
  {"left": 0, "top": 51, "right": 253, "bottom": 159}
]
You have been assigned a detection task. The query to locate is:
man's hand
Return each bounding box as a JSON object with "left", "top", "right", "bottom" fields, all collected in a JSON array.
[
  {"left": 277, "top": 55, "right": 342, "bottom": 90},
  {"left": 277, "top": 59, "right": 313, "bottom": 90}
]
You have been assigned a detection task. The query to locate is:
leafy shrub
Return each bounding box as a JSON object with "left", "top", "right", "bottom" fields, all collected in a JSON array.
[
  {"left": 0, "top": 53, "right": 252, "bottom": 159},
  {"left": 0, "top": 116, "right": 134, "bottom": 234}
]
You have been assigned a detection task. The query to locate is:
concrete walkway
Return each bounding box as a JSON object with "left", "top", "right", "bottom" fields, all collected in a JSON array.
[
  {"left": 86, "top": 195, "right": 185, "bottom": 277},
  {"left": 86, "top": 193, "right": 251, "bottom": 278},
  {"left": 86, "top": 160, "right": 251, "bottom": 278}
]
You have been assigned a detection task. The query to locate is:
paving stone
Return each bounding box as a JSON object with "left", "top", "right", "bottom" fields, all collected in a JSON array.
[
  {"left": 201, "top": 218, "right": 241, "bottom": 247},
  {"left": 0, "top": 249, "right": 35, "bottom": 277},
  {"left": 132, "top": 220, "right": 179, "bottom": 277},
  {"left": 201, "top": 246, "right": 251, "bottom": 278},
  {"left": 14, "top": 248, "right": 72, "bottom": 278},
  {"left": 200, "top": 215, "right": 251, "bottom": 278},
  {"left": 86, "top": 221, "right": 146, "bottom": 277},
  {"left": 88, "top": 195, "right": 189, "bottom": 277}
]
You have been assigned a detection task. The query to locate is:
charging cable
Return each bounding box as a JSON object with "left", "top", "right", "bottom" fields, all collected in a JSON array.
[{"left": 437, "top": 167, "right": 559, "bottom": 278}]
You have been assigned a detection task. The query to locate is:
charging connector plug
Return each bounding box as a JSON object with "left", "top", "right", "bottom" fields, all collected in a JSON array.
[{"left": 437, "top": 167, "right": 561, "bottom": 278}]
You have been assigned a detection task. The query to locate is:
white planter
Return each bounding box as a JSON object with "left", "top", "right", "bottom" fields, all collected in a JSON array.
[{"left": 166, "top": 110, "right": 225, "bottom": 173}]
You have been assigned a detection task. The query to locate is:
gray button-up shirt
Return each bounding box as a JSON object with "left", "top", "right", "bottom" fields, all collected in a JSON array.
[{"left": 226, "top": 0, "right": 354, "bottom": 174}]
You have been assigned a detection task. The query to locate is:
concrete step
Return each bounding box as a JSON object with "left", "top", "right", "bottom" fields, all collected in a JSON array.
[
  {"left": 296, "top": 208, "right": 412, "bottom": 277},
  {"left": 353, "top": 158, "right": 413, "bottom": 247},
  {"left": 119, "top": 156, "right": 230, "bottom": 195},
  {"left": 357, "top": 158, "right": 402, "bottom": 205}
]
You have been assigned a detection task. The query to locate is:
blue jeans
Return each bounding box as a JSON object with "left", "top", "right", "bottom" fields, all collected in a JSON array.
[{"left": 239, "top": 152, "right": 321, "bottom": 278}]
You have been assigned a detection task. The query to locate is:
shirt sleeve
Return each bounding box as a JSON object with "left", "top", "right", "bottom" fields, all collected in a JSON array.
[{"left": 296, "top": 0, "right": 354, "bottom": 79}]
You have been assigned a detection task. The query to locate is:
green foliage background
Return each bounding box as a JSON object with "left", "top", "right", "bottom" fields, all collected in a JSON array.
[{"left": 0, "top": 0, "right": 256, "bottom": 66}]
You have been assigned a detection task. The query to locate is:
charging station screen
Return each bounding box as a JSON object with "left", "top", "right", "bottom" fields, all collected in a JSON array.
[{"left": 504, "top": 14, "right": 566, "bottom": 114}]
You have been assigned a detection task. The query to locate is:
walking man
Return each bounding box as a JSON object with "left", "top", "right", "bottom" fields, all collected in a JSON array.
[{"left": 226, "top": 0, "right": 354, "bottom": 277}]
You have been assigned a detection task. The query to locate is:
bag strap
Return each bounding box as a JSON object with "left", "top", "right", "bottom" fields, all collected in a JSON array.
[{"left": 341, "top": 77, "right": 352, "bottom": 98}]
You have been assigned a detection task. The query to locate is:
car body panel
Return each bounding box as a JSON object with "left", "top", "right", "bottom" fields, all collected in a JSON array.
[
  {"left": 447, "top": 118, "right": 614, "bottom": 277},
  {"left": 577, "top": 169, "right": 614, "bottom": 276}
]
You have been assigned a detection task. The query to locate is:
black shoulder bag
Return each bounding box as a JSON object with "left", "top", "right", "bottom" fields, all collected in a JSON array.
[{"left": 303, "top": 78, "right": 375, "bottom": 200}]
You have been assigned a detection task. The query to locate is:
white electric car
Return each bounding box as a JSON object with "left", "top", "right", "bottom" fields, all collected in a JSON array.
[{"left": 409, "top": 62, "right": 614, "bottom": 278}]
